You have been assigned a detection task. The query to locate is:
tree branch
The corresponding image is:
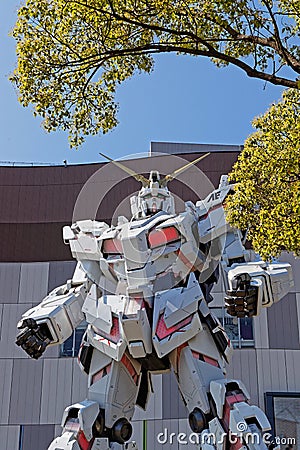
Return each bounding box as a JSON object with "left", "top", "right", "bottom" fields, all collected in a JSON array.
[{"left": 261, "top": 0, "right": 300, "bottom": 72}]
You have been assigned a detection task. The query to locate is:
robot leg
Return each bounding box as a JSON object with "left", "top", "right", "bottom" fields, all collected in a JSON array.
[
  {"left": 169, "top": 318, "right": 276, "bottom": 449},
  {"left": 48, "top": 348, "right": 141, "bottom": 450}
]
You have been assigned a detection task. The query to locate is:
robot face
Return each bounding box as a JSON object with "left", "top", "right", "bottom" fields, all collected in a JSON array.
[
  {"left": 130, "top": 171, "right": 175, "bottom": 218},
  {"left": 140, "top": 188, "right": 174, "bottom": 216}
]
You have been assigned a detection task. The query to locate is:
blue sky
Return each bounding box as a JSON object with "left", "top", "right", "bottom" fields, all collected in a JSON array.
[{"left": 0, "top": 1, "right": 285, "bottom": 165}]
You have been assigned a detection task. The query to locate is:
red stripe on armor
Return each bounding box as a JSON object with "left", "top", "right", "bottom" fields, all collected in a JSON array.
[
  {"left": 191, "top": 351, "right": 220, "bottom": 368},
  {"left": 198, "top": 203, "right": 223, "bottom": 221},
  {"left": 203, "top": 355, "right": 219, "bottom": 367},
  {"left": 177, "top": 343, "right": 188, "bottom": 357},
  {"left": 102, "top": 238, "right": 123, "bottom": 254},
  {"left": 176, "top": 343, "right": 188, "bottom": 372},
  {"left": 78, "top": 431, "right": 93, "bottom": 450},
  {"left": 222, "top": 392, "right": 247, "bottom": 449},
  {"left": 235, "top": 393, "right": 246, "bottom": 402},
  {"left": 176, "top": 250, "right": 196, "bottom": 271},
  {"left": 92, "top": 363, "right": 112, "bottom": 385},
  {"left": 148, "top": 226, "right": 180, "bottom": 248},
  {"left": 93, "top": 316, "right": 120, "bottom": 344},
  {"left": 121, "top": 354, "right": 139, "bottom": 385},
  {"left": 223, "top": 402, "right": 231, "bottom": 432},
  {"left": 230, "top": 439, "right": 243, "bottom": 450},
  {"left": 156, "top": 314, "right": 193, "bottom": 340},
  {"left": 226, "top": 393, "right": 247, "bottom": 407}
]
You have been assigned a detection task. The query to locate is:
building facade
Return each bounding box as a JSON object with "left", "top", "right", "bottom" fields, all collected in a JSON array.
[{"left": 0, "top": 142, "right": 299, "bottom": 450}]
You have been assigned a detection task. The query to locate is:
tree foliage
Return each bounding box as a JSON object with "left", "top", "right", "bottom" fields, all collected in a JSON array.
[
  {"left": 11, "top": 0, "right": 300, "bottom": 146},
  {"left": 225, "top": 88, "right": 300, "bottom": 259}
]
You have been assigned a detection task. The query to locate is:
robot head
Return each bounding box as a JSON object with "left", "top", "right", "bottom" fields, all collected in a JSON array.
[
  {"left": 99, "top": 152, "right": 210, "bottom": 219},
  {"left": 130, "top": 171, "right": 175, "bottom": 218}
]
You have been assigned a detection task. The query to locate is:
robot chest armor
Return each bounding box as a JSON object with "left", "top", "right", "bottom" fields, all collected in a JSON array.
[{"left": 100, "top": 213, "right": 182, "bottom": 276}]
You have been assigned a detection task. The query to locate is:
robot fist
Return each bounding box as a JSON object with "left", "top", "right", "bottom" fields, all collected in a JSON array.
[
  {"left": 16, "top": 318, "right": 53, "bottom": 359},
  {"left": 225, "top": 273, "right": 258, "bottom": 318}
]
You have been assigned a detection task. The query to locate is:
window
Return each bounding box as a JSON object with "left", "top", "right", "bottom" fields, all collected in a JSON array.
[
  {"left": 213, "top": 307, "right": 254, "bottom": 348},
  {"left": 265, "top": 393, "right": 300, "bottom": 448},
  {"left": 60, "top": 323, "right": 87, "bottom": 357}
]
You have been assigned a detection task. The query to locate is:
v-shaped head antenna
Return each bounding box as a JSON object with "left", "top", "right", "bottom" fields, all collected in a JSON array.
[
  {"left": 160, "top": 152, "right": 210, "bottom": 187},
  {"left": 99, "top": 153, "right": 149, "bottom": 187},
  {"left": 100, "top": 151, "right": 210, "bottom": 188}
]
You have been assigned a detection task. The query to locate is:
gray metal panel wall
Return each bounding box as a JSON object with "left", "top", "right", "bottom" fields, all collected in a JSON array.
[
  {"left": 279, "top": 252, "right": 300, "bottom": 293},
  {"left": 133, "top": 374, "right": 163, "bottom": 421},
  {"left": 0, "top": 263, "right": 21, "bottom": 304},
  {"left": 0, "top": 303, "right": 35, "bottom": 358},
  {"left": 150, "top": 141, "right": 242, "bottom": 154},
  {"left": 267, "top": 294, "right": 300, "bottom": 349},
  {"left": 40, "top": 359, "right": 74, "bottom": 424},
  {"left": 253, "top": 309, "right": 269, "bottom": 349},
  {"left": 48, "top": 260, "right": 76, "bottom": 292},
  {"left": 256, "top": 349, "right": 288, "bottom": 408},
  {"left": 226, "top": 349, "right": 259, "bottom": 406},
  {"left": 162, "top": 372, "right": 187, "bottom": 420},
  {"left": 19, "top": 262, "right": 49, "bottom": 304},
  {"left": 0, "top": 426, "right": 20, "bottom": 450},
  {"left": 130, "top": 420, "right": 143, "bottom": 450},
  {"left": 9, "top": 359, "right": 43, "bottom": 425},
  {"left": 0, "top": 359, "right": 13, "bottom": 425},
  {"left": 285, "top": 350, "right": 300, "bottom": 392},
  {"left": 71, "top": 358, "right": 88, "bottom": 405},
  {"left": 22, "top": 424, "right": 55, "bottom": 450},
  {"left": 0, "top": 304, "right": 3, "bottom": 337}
]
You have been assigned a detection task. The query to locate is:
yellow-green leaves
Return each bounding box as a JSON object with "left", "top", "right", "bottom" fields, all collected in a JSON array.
[
  {"left": 11, "top": 0, "right": 300, "bottom": 146},
  {"left": 11, "top": 0, "right": 154, "bottom": 146},
  {"left": 225, "top": 89, "right": 300, "bottom": 259}
]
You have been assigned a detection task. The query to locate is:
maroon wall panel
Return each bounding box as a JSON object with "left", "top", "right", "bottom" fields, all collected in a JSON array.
[{"left": 0, "top": 152, "right": 239, "bottom": 261}]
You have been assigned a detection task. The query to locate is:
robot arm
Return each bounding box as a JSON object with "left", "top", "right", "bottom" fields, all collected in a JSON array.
[
  {"left": 224, "top": 260, "right": 293, "bottom": 317},
  {"left": 16, "top": 263, "right": 90, "bottom": 359},
  {"left": 197, "top": 175, "right": 294, "bottom": 317},
  {"left": 220, "top": 222, "right": 293, "bottom": 317},
  {"left": 16, "top": 219, "right": 111, "bottom": 360}
]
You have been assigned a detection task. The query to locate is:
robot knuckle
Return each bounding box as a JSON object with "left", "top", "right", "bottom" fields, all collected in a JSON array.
[{"left": 16, "top": 329, "right": 31, "bottom": 345}]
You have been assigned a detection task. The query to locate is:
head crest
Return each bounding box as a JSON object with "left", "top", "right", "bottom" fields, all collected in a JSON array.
[
  {"left": 99, "top": 152, "right": 149, "bottom": 186},
  {"left": 99, "top": 152, "right": 210, "bottom": 186}
]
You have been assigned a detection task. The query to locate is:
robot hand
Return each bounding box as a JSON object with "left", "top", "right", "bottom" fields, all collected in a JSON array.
[
  {"left": 16, "top": 318, "right": 53, "bottom": 359},
  {"left": 225, "top": 273, "right": 258, "bottom": 318}
]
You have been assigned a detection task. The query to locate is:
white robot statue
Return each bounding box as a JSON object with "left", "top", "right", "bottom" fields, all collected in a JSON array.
[{"left": 16, "top": 154, "right": 293, "bottom": 450}]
